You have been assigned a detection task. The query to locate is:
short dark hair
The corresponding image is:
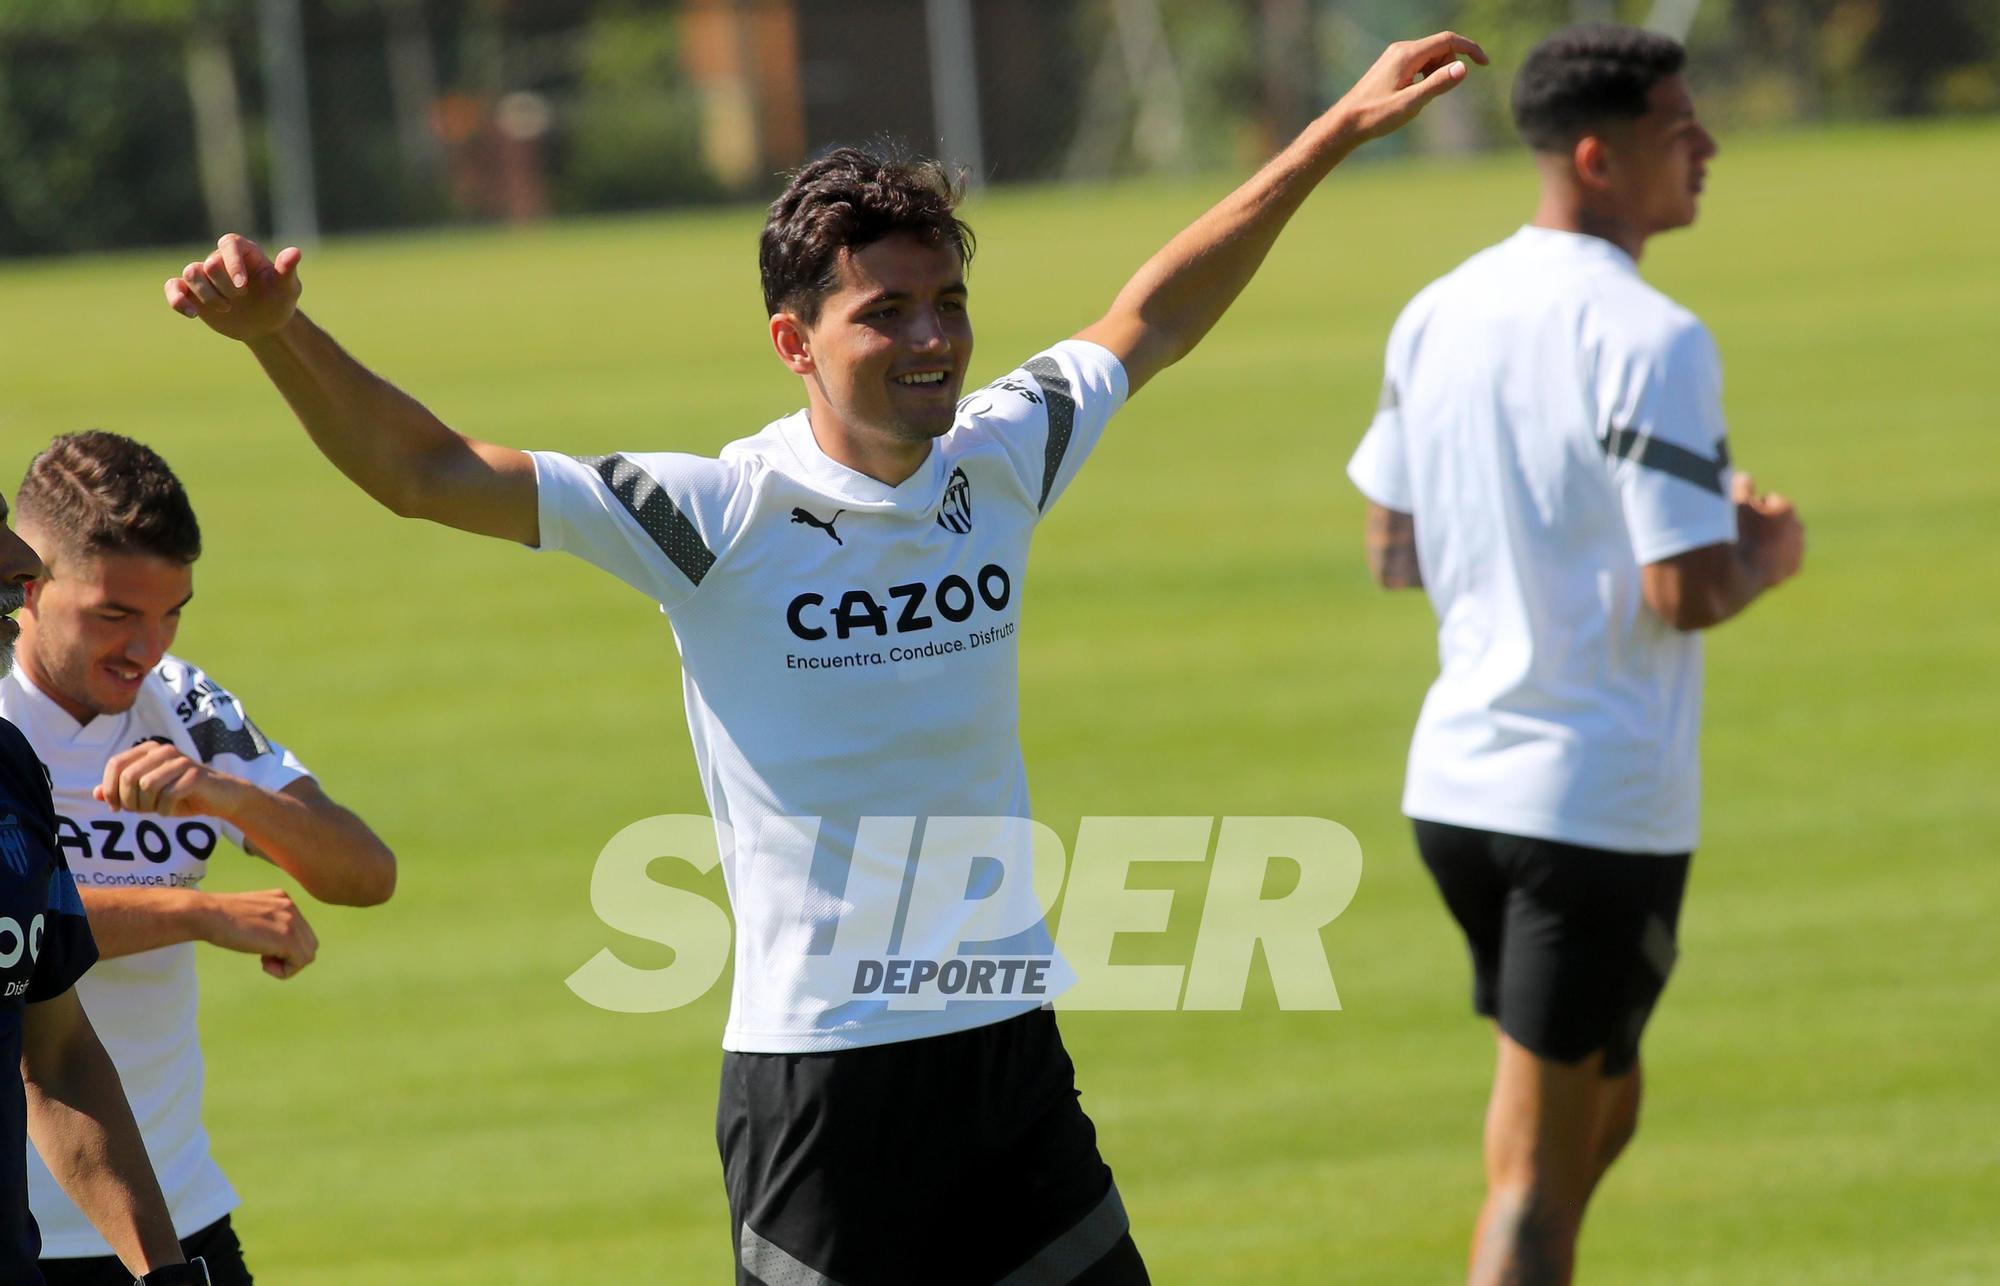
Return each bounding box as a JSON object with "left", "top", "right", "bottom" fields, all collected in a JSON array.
[
  {"left": 1512, "top": 25, "right": 1687, "bottom": 153},
  {"left": 759, "top": 145, "right": 975, "bottom": 323},
  {"left": 16, "top": 431, "right": 202, "bottom": 566}
]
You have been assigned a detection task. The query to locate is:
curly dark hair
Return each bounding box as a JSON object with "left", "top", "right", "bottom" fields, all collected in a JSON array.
[
  {"left": 1512, "top": 25, "right": 1687, "bottom": 153},
  {"left": 759, "top": 145, "right": 976, "bottom": 323},
  {"left": 16, "top": 431, "right": 201, "bottom": 566}
]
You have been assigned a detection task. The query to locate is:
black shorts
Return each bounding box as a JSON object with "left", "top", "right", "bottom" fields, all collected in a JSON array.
[
  {"left": 1413, "top": 819, "right": 1691, "bottom": 1077},
  {"left": 718, "top": 1007, "right": 1149, "bottom": 1286},
  {"left": 39, "top": 1214, "right": 252, "bottom": 1285}
]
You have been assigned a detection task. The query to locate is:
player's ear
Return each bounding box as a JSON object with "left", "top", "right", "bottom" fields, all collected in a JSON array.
[
  {"left": 770, "top": 312, "right": 815, "bottom": 376},
  {"left": 1573, "top": 133, "right": 1613, "bottom": 193}
]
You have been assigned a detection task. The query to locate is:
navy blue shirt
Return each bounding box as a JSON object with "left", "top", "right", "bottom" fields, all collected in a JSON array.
[{"left": 0, "top": 717, "right": 98, "bottom": 1279}]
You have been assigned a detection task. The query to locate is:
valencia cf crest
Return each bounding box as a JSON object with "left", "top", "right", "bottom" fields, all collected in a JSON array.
[
  {"left": 937, "top": 466, "right": 972, "bottom": 534},
  {"left": 0, "top": 815, "right": 27, "bottom": 877}
]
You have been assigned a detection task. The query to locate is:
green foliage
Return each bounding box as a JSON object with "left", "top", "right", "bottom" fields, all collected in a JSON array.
[
  {"left": 1160, "top": 0, "right": 1261, "bottom": 168},
  {"left": 556, "top": 6, "right": 717, "bottom": 212},
  {"left": 0, "top": 29, "right": 205, "bottom": 253}
]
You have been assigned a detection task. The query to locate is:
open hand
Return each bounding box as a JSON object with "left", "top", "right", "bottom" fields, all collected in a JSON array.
[
  {"left": 1333, "top": 32, "right": 1489, "bottom": 144},
  {"left": 164, "top": 233, "right": 303, "bottom": 342}
]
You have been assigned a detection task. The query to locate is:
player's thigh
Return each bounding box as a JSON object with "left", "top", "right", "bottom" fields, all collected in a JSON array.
[
  {"left": 1413, "top": 819, "right": 1510, "bottom": 1015},
  {"left": 1492, "top": 836, "right": 1690, "bottom": 1071},
  {"left": 974, "top": 1011, "right": 1149, "bottom": 1285}
]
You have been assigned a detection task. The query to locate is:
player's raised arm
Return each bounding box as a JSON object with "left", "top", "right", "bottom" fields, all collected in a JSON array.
[
  {"left": 1077, "top": 32, "right": 1486, "bottom": 397},
  {"left": 163, "top": 235, "right": 538, "bottom": 545}
]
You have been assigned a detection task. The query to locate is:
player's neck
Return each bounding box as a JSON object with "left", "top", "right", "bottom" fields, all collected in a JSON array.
[
  {"left": 801, "top": 404, "right": 933, "bottom": 488},
  {"left": 10, "top": 638, "right": 95, "bottom": 726},
  {"left": 1532, "top": 190, "right": 1647, "bottom": 263}
]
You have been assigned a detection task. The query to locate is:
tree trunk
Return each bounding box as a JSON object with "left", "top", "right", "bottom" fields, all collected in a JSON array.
[{"left": 184, "top": 30, "right": 256, "bottom": 235}]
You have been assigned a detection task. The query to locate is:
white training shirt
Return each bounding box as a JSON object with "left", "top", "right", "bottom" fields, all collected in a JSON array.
[
  {"left": 1348, "top": 227, "right": 1738, "bottom": 854},
  {"left": 534, "top": 340, "right": 1127, "bottom": 1052},
  {"left": 0, "top": 658, "right": 308, "bottom": 1255}
]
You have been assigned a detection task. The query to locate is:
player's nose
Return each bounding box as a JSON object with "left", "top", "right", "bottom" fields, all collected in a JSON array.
[
  {"left": 908, "top": 307, "right": 953, "bottom": 355},
  {"left": 0, "top": 524, "right": 43, "bottom": 588},
  {"left": 125, "top": 623, "right": 173, "bottom": 668}
]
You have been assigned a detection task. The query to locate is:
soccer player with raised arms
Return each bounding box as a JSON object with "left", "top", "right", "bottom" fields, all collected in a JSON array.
[
  {"left": 2, "top": 432, "right": 397, "bottom": 1284},
  {"left": 165, "top": 33, "right": 1485, "bottom": 1284},
  {"left": 1347, "top": 26, "right": 1805, "bottom": 1285}
]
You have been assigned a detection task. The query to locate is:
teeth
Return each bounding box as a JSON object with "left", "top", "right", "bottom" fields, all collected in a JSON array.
[{"left": 897, "top": 372, "right": 946, "bottom": 386}]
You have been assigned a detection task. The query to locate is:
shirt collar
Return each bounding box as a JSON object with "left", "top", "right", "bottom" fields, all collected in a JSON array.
[
  {"left": 1512, "top": 224, "right": 1639, "bottom": 274},
  {"left": 1, "top": 666, "right": 123, "bottom": 748},
  {"left": 777, "top": 411, "right": 946, "bottom": 514}
]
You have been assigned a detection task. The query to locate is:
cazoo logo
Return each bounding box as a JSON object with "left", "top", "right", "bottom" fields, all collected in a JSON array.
[{"left": 786, "top": 564, "right": 1012, "bottom": 641}]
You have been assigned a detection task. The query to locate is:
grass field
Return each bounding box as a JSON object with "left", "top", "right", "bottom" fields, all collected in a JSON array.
[{"left": 1, "top": 118, "right": 1996, "bottom": 1283}]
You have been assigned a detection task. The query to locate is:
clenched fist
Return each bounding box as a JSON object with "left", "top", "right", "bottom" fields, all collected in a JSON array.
[
  {"left": 94, "top": 738, "right": 246, "bottom": 819},
  {"left": 163, "top": 233, "right": 302, "bottom": 342}
]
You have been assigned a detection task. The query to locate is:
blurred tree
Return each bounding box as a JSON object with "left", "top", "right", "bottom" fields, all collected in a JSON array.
[
  {"left": 557, "top": 3, "right": 717, "bottom": 213},
  {"left": 1862, "top": 0, "right": 1996, "bottom": 114},
  {"left": 0, "top": 0, "right": 213, "bottom": 254}
]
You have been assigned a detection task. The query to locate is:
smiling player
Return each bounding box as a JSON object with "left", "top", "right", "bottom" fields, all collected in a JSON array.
[
  {"left": 0, "top": 495, "right": 205, "bottom": 1286},
  {"left": 2, "top": 432, "right": 396, "bottom": 1285},
  {"left": 165, "top": 34, "right": 1485, "bottom": 1285}
]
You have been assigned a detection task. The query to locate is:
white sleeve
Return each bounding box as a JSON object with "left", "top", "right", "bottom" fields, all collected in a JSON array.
[
  {"left": 531, "top": 450, "right": 746, "bottom": 609},
  {"left": 952, "top": 339, "right": 1129, "bottom": 517},
  {"left": 1601, "top": 321, "right": 1738, "bottom": 565},
  {"left": 149, "top": 659, "right": 310, "bottom": 852},
  {"left": 1346, "top": 368, "right": 1413, "bottom": 512}
]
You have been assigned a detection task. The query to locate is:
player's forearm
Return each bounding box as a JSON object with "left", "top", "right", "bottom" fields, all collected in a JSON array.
[
  {"left": 23, "top": 1023, "right": 185, "bottom": 1273},
  {"left": 1644, "top": 542, "right": 1767, "bottom": 631},
  {"left": 1086, "top": 111, "right": 1365, "bottom": 392},
  {"left": 222, "top": 780, "right": 397, "bottom": 906},
  {"left": 75, "top": 887, "right": 214, "bottom": 958},
  {"left": 1365, "top": 504, "right": 1423, "bottom": 590},
  {"left": 247, "top": 311, "right": 482, "bottom": 521}
]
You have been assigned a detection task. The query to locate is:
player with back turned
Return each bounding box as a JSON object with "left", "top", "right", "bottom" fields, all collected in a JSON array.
[
  {"left": 165, "top": 34, "right": 1486, "bottom": 1285},
  {"left": 1347, "top": 26, "right": 1806, "bottom": 1285}
]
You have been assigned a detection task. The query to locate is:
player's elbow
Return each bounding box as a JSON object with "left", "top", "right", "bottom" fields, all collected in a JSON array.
[
  {"left": 320, "top": 847, "right": 398, "bottom": 907},
  {"left": 1367, "top": 553, "right": 1422, "bottom": 591},
  {"left": 350, "top": 855, "right": 398, "bottom": 907},
  {"left": 1641, "top": 567, "right": 1726, "bottom": 631}
]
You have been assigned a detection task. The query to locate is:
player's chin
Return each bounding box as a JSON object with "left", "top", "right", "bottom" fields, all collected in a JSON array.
[
  {"left": 895, "top": 403, "right": 959, "bottom": 441},
  {"left": 88, "top": 681, "right": 143, "bottom": 716}
]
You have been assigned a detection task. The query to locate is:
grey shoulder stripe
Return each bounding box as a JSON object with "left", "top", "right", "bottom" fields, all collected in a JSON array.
[
  {"left": 996, "top": 1184, "right": 1131, "bottom": 1286},
  {"left": 186, "top": 717, "right": 273, "bottom": 765},
  {"left": 1023, "top": 355, "right": 1077, "bottom": 512},
  {"left": 574, "top": 453, "right": 716, "bottom": 587},
  {"left": 1601, "top": 427, "right": 1730, "bottom": 498},
  {"left": 740, "top": 1222, "right": 852, "bottom": 1286}
]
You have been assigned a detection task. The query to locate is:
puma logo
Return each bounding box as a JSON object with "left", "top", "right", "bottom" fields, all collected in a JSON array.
[{"left": 790, "top": 507, "right": 845, "bottom": 545}]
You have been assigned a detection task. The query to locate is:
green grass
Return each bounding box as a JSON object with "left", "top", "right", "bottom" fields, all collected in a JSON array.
[{"left": 3, "top": 118, "right": 1997, "bottom": 1282}]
